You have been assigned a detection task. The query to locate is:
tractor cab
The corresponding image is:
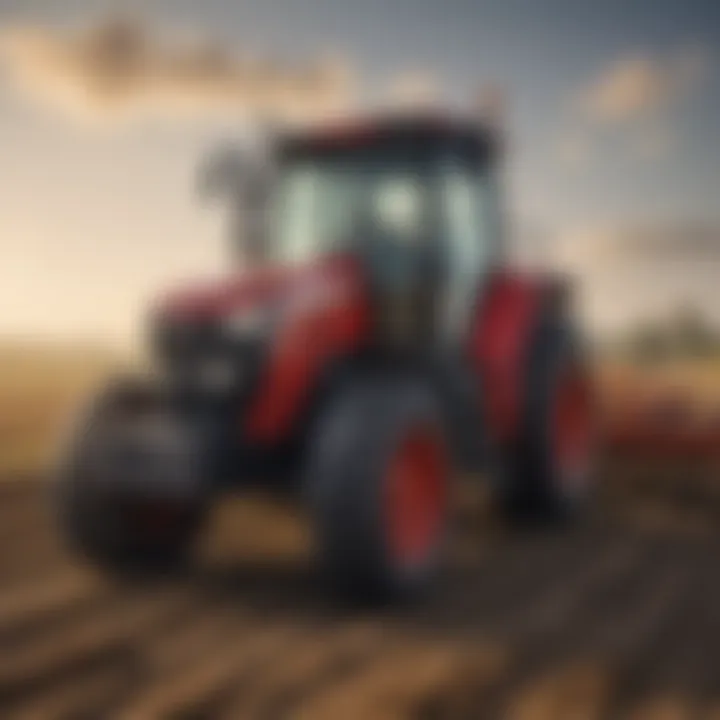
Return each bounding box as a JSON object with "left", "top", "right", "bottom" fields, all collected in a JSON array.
[{"left": 264, "top": 116, "right": 502, "bottom": 348}]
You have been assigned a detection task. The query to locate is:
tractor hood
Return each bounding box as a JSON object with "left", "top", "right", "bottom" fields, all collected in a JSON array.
[{"left": 155, "top": 254, "right": 362, "bottom": 324}]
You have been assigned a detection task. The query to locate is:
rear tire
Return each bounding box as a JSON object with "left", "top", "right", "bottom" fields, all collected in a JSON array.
[
  {"left": 500, "top": 322, "right": 597, "bottom": 523},
  {"left": 55, "top": 380, "right": 208, "bottom": 576},
  {"left": 307, "top": 378, "right": 451, "bottom": 603}
]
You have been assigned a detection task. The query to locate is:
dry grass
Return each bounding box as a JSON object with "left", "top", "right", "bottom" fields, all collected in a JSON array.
[
  {"left": 0, "top": 343, "right": 123, "bottom": 477},
  {"left": 597, "top": 358, "right": 720, "bottom": 416}
]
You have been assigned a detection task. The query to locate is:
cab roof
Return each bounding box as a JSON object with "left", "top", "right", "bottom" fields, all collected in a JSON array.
[{"left": 279, "top": 112, "right": 499, "bottom": 165}]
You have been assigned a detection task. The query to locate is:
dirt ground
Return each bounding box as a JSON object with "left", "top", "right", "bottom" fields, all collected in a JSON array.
[{"left": 1, "top": 468, "right": 720, "bottom": 720}]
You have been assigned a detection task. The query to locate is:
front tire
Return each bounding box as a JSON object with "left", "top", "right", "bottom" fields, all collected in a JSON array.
[
  {"left": 55, "top": 380, "right": 208, "bottom": 576},
  {"left": 308, "top": 379, "right": 451, "bottom": 603}
]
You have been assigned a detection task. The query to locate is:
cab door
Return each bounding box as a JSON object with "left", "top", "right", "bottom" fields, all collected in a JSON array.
[
  {"left": 431, "top": 147, "right": 502, "bottom": 469},
  {"left": 361, "top": 158, "right": 443, "bottom": 352},
  {"left": 436, "top": 154, "right": 501, "bottom": 346}
]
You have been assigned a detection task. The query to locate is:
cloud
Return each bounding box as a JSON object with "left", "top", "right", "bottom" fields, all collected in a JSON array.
[
  {"left": 0, "top": 17, "right": 357, "bottom": 123},
  {"left": 551, "top": 223, "right": 720, "bottom": 333},
  {"left": 578, "top": 47, "right": 710, "bottom": 125},
  {"left": 557, "top": 47, "right": 711, "bottom": 172},
  {"left": 555, "top": 224, "right": 720, "bottom": 273},
  {"left": 382, "top": 70, "right": 440, "bottom": 107}
]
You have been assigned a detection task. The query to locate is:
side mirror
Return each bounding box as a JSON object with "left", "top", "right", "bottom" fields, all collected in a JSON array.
[
  {"left": 198, "top": 143, "right": 252, "bottom": 202},
  {"left": 198, "top": 140, "right": 276, "bottom": 265}
]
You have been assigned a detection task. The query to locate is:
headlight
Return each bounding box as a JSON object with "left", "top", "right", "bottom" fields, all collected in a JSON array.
[
  {"left": 197, "top": 356, "right": 238, "bottom": 392},
  {"left": 223, "top": 306, "right": 274, "bottom": 340}
]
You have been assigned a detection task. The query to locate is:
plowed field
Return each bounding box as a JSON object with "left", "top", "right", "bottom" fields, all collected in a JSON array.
[{"left": 1, "top": 467, "right": 719, "bottom": 719}]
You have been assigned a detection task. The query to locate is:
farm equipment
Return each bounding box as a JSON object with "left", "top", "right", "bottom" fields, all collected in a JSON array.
[
  {"left": 57, "top": 113, "right": 597, "bottom": 601},
  {"left": 606, "top": 389, "right": 720, "bottom": 462}
]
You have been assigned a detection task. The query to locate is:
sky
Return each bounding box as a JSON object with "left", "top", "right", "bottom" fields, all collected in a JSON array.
[{"left": 0, "top": 0, "right": 718, "bottom": 344}]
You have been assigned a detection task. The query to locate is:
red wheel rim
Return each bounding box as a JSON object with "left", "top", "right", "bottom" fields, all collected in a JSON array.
[
  {"left": 552, "top": 368, "right": 594, "bottom": 491},
  {"left": 385, "top": 427, "right": 448, "bottom": 569}
]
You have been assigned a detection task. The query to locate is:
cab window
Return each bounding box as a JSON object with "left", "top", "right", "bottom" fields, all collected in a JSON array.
[{"left": 440, "top": 163, "right": 497, "bottom": 336}]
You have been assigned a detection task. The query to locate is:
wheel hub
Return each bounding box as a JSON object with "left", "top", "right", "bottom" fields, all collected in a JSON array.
[{"left": 385, "top": 427, "right": 447, "bottom": 570}]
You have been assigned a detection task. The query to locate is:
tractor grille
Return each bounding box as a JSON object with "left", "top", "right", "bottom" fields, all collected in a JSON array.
[
  {"left": 152, "top": 317, "right": 265, "bottom": 398},
  {"left": 154, "top": 317, "right": 215, "bottom": 367}
]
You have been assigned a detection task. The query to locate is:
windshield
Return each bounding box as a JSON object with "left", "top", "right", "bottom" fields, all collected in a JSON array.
[{"left": 267, "top": 152, "right": 428, "bottom": 266}]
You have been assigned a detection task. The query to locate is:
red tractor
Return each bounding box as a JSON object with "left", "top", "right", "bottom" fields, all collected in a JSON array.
[{"left": 57, "top": 114, "right": 596, "bottom": 602}]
